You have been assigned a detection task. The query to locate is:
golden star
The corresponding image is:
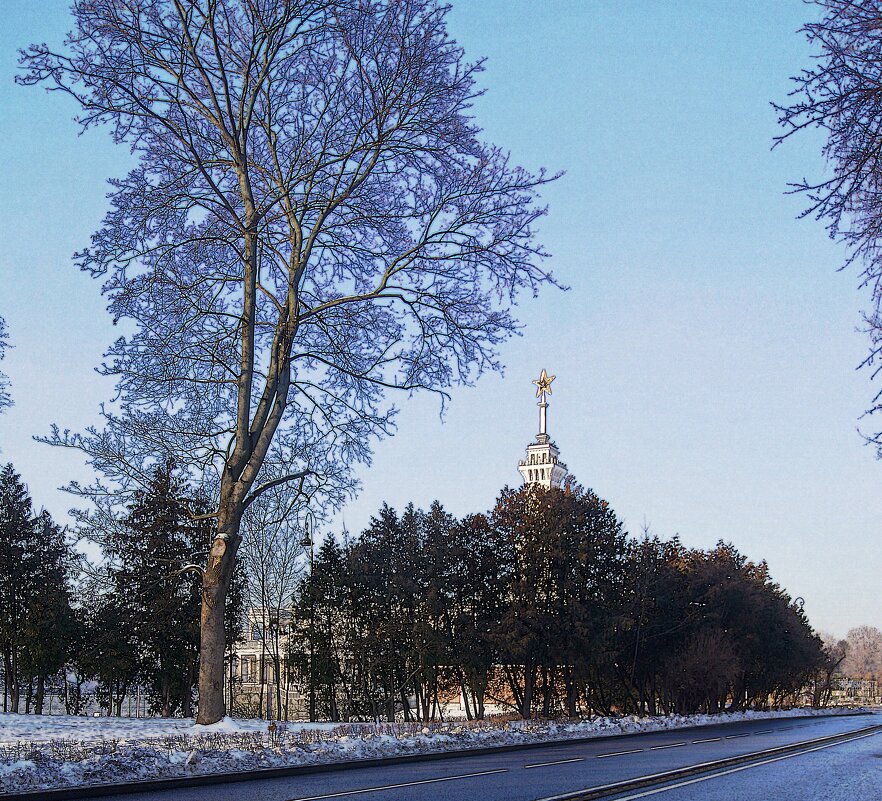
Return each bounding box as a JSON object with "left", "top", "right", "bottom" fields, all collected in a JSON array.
[{"left": 533, "top": 368, "right": 555, "bottom": 398}]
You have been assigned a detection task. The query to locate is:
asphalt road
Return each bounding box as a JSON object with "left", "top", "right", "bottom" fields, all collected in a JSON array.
[
  {"left": 601, "top": 719, "right": 882, "bottom": 801},
  {"left": 85, "top": 712, "right": 880, "bottom": 801}
]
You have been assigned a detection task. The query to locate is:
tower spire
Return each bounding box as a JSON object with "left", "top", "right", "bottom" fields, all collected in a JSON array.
[
  {"left": 519, "top": 369, "right": 568, "bottom": 489},
  {"left": 532, "top": 368, "right": 555, "bottom": 435}
]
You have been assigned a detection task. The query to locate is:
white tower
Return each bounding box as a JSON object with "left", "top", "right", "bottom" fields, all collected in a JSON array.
[{"left": 518, "top": 369, "right": 568, "bottom": 489}]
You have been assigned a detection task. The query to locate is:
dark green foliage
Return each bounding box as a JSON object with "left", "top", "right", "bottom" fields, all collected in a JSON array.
[
  {"left": 104, "top": 462, "right": 212, "bottom": 716},
  {"left": 490, "top": 481, "right": 628, "bottom": 718},
  {"left": 612, "top": 539, "right": 824, "bottom": 716},
  {"left": 77, "top": 589, "right": 139, "bottom": 716},
  {"left": 0, "top": 464, "right": 76, "bottom": 713},
  {"left": 70, "top": 460, "right": 246, "bottom": 717},
  {"left": 289, "top": 481, "right": 824, "bottom": 720}
]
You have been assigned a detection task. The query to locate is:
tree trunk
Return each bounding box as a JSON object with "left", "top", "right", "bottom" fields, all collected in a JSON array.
[
  {"left": 161, "top": 674, "right": 171, "bottom": 718},
  {"left": 564, "top": 665, "right": 578, "bottom": 718},
  {"left": 9, "top": 647, "right": 18, "bottom": 713},
  {"left": 275, "top": 657, "right": 282, "bottom": 723},
  {"left": 3, "top": 648, "right": 9, "bottom": 713},
  {"left": 521, "top": 661, "right": 536, "bottom": 719},
  {"left": 115, "top": 681, "right": 126, "bottom": 717},
  {"left": 34, "top": 675, "right": 45, "bottom": 715},
  {"left": 196, "top": 509, "right": 242, "bottom": 724},
  {"left": 459, "top": 672, "right": 472, "bottom": 721}
]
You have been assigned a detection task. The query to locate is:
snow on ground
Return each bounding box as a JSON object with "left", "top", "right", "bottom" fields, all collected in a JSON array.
[
  {"left": 0, "top": 713, "right": 340, "bottom": 744},
  {"left": 0, "top": 708, "right": 857, "bottom": 794}
]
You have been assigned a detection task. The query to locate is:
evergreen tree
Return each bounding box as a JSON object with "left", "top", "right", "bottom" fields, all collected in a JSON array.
[
  {"left": 107, "top": 462, "right": 209, "bottom": 716},
  {"left": 18, "top": 511, "right": 77, "bottom": 714},
  {"left": 441, "top": 512, "right": 508, "bottom": 720},
  {"left": 289, "top": 537, "right": 350, "bottom": 721},
  {"left": 490, "top": 480, "right": 627, "bottom": 718},
  {"left": 78, "top": 588, "right": 139, "bottom": 716},
  {"left": 0, "top": 464, "right": 33, "bottom": 711},
  {"left": 0, "top": 465, "right": 79, "bottom": 714}
]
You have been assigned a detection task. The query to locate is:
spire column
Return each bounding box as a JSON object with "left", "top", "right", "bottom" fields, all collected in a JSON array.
[{"left": 518, "top": 369, "right": 568, "bottom": 489}]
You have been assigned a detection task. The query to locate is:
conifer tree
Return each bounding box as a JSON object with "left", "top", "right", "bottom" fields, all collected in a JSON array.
[
  {"left": 490, "top": 480, "right": 627, "bottom": 718},
  {"left": 0, "top": 466, "right": 75, "bottom": 713},
  {"left": 19, "top": 511, "right": 77, "bottom": 714},
  {"left": 108, "top": 462, "right": 210, "bottom": 716},
  {"left": 0, "top": 464, "right": 32, "bottom": 711}
]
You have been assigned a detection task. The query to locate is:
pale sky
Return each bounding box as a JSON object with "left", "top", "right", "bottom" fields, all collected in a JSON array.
[{"left": 0, "top": 1, "right": 878, "bottom": 639}]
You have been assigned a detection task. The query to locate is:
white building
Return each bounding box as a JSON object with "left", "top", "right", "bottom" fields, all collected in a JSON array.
[{"left": 517, "top": 368, "right": 568, "bottom": 488}]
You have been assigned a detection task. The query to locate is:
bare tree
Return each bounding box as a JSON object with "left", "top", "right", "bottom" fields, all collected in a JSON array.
[
  {"left": 811, "top": 631, "right": 847, "bottom": 707},
  {"left": 238, "top": 488, "right": 307, "bottom": 719},
  {"left": 842, "top": 625, "right": 882, "bottom": 680},
  {"left": 19, "top": 0, "right": 557, "bottom": 722},
  {"left": 0, "top": 317, "right": 11, "bottom": 413},
  {"left": 775, "top": 1, "right": 882, "bottom": 449}
]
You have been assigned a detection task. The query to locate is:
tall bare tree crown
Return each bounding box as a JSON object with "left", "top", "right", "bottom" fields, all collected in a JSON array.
[
  {"left": 775, "top": 0, "right": 882, "bottom": 449},
  {"left": 19, "top": 0, "right": 558, "bottom": 722}
]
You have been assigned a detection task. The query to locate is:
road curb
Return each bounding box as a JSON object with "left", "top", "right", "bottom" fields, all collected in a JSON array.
[
  {"left": 536, "top": 723, "right": 882, "bottom": 801},
  {"left": 0, "top": 710, "right": 871, "bottom": 800}
]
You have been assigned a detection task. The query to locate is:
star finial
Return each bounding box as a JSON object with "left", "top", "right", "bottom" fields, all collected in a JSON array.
[{"left": 533, "top": 368, "right": 555, "bottom": 399}]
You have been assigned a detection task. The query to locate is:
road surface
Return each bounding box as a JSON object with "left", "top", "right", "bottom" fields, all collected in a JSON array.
[{"left": 85, "top": 712, "right": 880, "bottom": 801}]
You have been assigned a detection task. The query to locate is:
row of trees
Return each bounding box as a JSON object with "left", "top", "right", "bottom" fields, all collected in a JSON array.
[
  {"left": 279, "top": 480, "right": 827, "bottom": 721},
  {"left": 0, "top": 458, "right": 871, "bottom": 720},
  {"left": 0, "top": 462, "right": 245, "bottom": 716}
]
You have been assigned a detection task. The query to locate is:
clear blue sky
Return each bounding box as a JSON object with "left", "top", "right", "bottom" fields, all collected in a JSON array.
[{"left": 0, "top": 1, "right": 877, "bottom": 638}]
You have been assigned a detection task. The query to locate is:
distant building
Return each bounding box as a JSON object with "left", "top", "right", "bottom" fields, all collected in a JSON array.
[
  {"left": 828, "top": 676, "right": 879, "bottom": 706},
  {"left": 227, "top": 608, "right": 306, "bottom": 720},
  {"left": 517, "top": 368, "right": 568, "bottom": 489}
]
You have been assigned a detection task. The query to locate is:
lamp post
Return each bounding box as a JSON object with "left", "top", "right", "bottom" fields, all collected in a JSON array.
[{"left": 299, "top": 510, "right": 316, "bottom": 722}]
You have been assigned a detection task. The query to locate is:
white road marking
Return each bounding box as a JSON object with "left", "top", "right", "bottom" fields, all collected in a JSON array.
[
  {"left": 649, "top": 742, "right": 686, "bottom": 750},
  {"left": 284, "top": 768, "right": 509, "bottom": 800},
  {"left": 692, "top": 737, "right": 721, "bottom": 743},
  {"left": 596, "top": 748, "right": 643, "bottom": 758},
  {"left": 754, "top": 729, "right": 774, "bottom": 734},
  {"left": 524, "top": 757, "right": 585, "bottom": 769},
  {"left": 598, "top": 730, "right": 881, "bottom": 800},
  {"left": 724, "top": 733, "right": 750, "bottom": 738}
]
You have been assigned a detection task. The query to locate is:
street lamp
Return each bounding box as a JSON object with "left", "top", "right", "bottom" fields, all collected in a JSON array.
[{"left": 300, "top": 510, "right": 316, "bottom": 722}]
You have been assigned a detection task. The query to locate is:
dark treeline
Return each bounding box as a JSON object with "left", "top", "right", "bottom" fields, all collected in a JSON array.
[
  {"left": 0, "top": 462, "right": 245, "bottom": 716},
  {"left": 0, "top": 460, "right": 834, "bottom": 719},
  {"left": 287, "top": 480, "right": 825, "bottom": 721}
]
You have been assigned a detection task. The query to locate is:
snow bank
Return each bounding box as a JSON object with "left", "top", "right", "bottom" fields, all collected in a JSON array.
[
  {"left": 0, "top": 713, "right": 339, "bottom": 745},
  {"left": 0, "top": 708, "right": 854, "bottom": 793}
]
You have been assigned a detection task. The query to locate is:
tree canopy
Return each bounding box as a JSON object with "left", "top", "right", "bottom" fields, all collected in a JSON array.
[
  {"left": 19, "top": 0, "right": 558, "bottom": 722},
  {"left": 282, "top": 482, "right": 824, "bottom": 721},
  {"left": 776, "top": 0, "right": 882, "bottom": 450}
]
